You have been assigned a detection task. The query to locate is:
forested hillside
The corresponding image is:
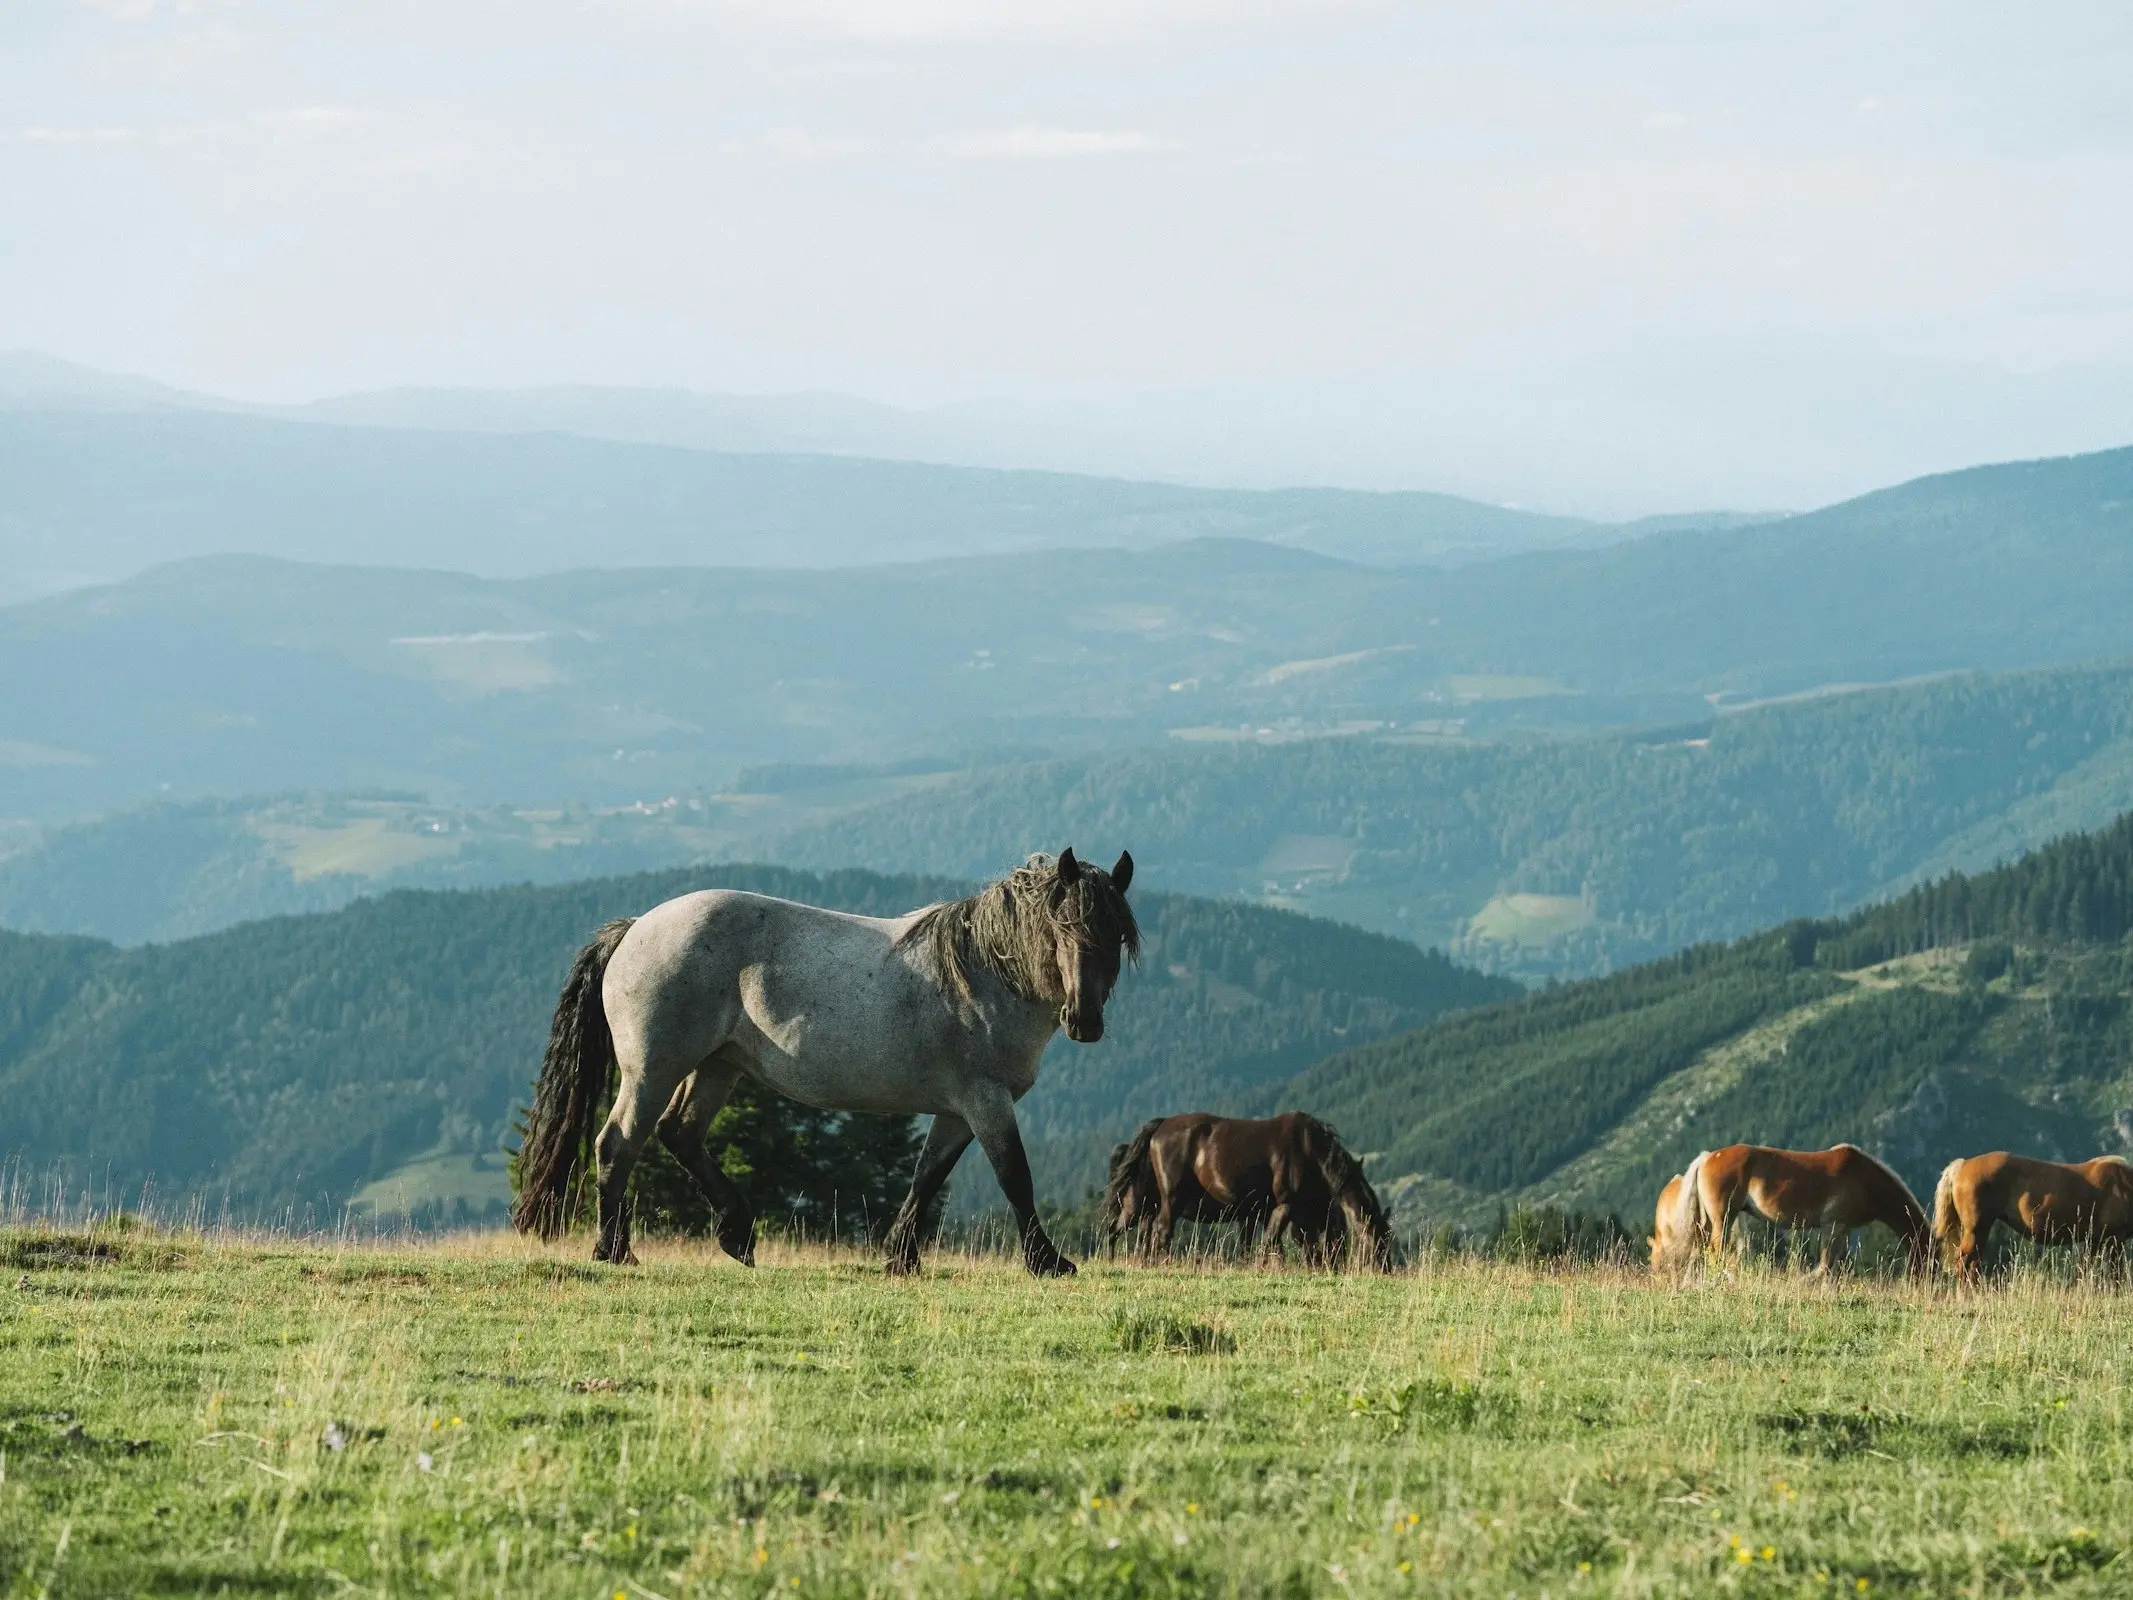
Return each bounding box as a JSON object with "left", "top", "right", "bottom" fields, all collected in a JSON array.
[
  {"left": 20, "top": 661, "right": 2133, "bottom": 969},
  {"left": 776, "top": 661, "right": 2133, "bottom": 977},
  {"left": 0, "top": 863, "right": 1508, "bottom": 1226},
  {"left": 1275, "top": 812, "right": 2133, "bottom": 1230},
  {"left": 0, "top": 779, "right": 952, "bottom": 945}
]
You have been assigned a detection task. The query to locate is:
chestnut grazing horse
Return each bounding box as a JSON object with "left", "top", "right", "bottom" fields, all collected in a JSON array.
[
  {"left": 1685, "top": 1143, "right": 1933, "bottom": 1274},
  {"left": 1101, "top": 1112, "right": 1395, "bottom": 1269},
  {"left": 1932, "top": 1152, "right": 2133, "bottom": 1280},
  {"left": 513, "top": 849, "right": 1137, "bottom": 1278}
]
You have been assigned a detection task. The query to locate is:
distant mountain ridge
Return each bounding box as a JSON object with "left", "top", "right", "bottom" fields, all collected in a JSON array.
[
  {"left": 19, "top": 347, "right": 2133, "bottom": 517},
  {"left": 1, "top": 350, "right": 1769, "bottom": 546},
  {"left": 0, "top": 357, "right": 1637, "bottom": 604},
  {"left": 2, "top": 431, "right": 2132, "bottom": 824}
]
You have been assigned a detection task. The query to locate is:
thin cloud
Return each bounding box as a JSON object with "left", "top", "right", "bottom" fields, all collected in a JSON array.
[
  {"left": 633, "top": 1, "right": 1349, "bottom": 45},
  {"left": 15, "top": 126, "right": 139, "bottom": 145},
  {"left": 720, "top": 127, "right": 876, "bottom": 161},
  {"left": 249, "top": 106, "right": 368, "bottom": 137},
  {"left": 931, "top": 127, "right": 1173, "bottom": 160}
]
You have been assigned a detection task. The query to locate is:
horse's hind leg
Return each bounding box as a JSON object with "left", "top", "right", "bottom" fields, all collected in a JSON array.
[
  {"left": 592, "top": 1052, "right": 695, "bottom": 1266},
  {"left": 1952, "top": 1204, "right": 1987, "bottom": 1283},
  {"left": 656, "top": 1057, "right": 756, "bottom": 1266},
  {"left": 1259, "top": 1204, "right": 1292, "bottom": 1267},
  {"left": 884, "top": 1112, "right": 974, "bottom": 1276},
  {"left": 1813, "top": 1223, "right": 1848, "bottom": 1276}
]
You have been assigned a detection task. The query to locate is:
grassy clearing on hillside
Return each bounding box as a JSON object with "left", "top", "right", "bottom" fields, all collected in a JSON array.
[{"left": 2, "top": 1228, "right": 2129, "bottom": 1598}]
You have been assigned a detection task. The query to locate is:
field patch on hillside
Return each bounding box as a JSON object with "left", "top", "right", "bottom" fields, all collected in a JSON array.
[
  {"left": 1467, "top": 891, "right": 1594, "bottom": 946},
  {"left": 2, "top": 1228, "right": 2130, "bottom": 1596}
]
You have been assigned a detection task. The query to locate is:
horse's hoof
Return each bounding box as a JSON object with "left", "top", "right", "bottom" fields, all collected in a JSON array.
[
  {"left": 1027, "top": 1252, "right": 1077, "bottom": 1279},
  {"left": 719, "top": 1231, "right": 756, "bottom": 1267},
  {"left": 884, "top": 1255, "right": 921, "bottom": 1278}
]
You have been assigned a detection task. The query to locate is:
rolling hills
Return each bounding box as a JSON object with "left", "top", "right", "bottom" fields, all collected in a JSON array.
[
  {"left": 0, "top": 541, "right": 1694, "bottom": 822},
  {"left": 0, "top": 863, "right": 1509, "bottom": 1225},
  {"left": 5, "top": 437, "right": 2132, "bottom": 824},
  {"left": 773, "top": 661, "right": 2133, "bottom": 977},
  {"left": 18, "top": 661, "right": 2133, "bottom": 985}
]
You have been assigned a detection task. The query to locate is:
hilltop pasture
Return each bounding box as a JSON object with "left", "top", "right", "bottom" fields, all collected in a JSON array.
[{"left": 2, "top": 1226, "right": 2129, "bottom": 1597}]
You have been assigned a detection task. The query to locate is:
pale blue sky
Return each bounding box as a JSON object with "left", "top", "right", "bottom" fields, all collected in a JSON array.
[{"left": 6, "top": 2, "right": 2133, "bottom": 511}]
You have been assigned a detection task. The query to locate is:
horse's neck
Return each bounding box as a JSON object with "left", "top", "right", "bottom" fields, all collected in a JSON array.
[{"left": 960, "top": 961, "right": 1060, "bottom": 1048}]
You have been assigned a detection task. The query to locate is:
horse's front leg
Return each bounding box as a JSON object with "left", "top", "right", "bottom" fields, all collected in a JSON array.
[
  {"left": 656, "top": 1061, "right": 756, "bottom": 1266},
  {"left": 884, "top": 1113, "right": 974, "bottom": 1276},
  {"left": 961, "top": 1085, "right": 1074, "bottom": 1278}
]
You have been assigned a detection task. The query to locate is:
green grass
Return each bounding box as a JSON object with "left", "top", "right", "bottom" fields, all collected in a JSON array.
[{"left": 2, "top": 1227, "right": 2130, "bottom": 1597}]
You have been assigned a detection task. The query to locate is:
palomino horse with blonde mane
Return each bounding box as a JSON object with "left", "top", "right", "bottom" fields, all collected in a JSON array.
[
  {"left": 1932, "top": 1152, "right": 2133, "bottom": 1280},
  {"left": 512, "top": 849, "right": 1137, "bottom": 1278},
  {"left": 1684, "top": 1143, "right": 1933, "bottom": 1274},
  {"left": 1648, "top": 1171, "right": 1703, "bottom": 1274}
]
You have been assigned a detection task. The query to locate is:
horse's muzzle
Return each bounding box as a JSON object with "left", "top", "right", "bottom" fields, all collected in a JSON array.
[{"left": 1062, "top": 1007, "right": 1104, "bottom": 1043}]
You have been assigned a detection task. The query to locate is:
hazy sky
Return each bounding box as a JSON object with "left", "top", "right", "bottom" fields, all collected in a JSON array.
[{"left": 6, "top": 2, "right": 2133, "bottom": 508}]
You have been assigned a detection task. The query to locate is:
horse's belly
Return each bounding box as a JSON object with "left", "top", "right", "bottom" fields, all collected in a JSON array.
[
  {"left": 733, "top": 1025, "right": 946, "bottom": 1115},
  {"left": 729, "top": 1004, "right": 1028, "bottom": 1118},
  {"left": 2017, "top": 1193, "right": 2092, "bottom": 1242}
]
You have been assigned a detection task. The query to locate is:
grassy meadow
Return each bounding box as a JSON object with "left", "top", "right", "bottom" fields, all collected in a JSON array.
[{"left": 2, "top": 1226, "right": 2129, "bottom": 1598}]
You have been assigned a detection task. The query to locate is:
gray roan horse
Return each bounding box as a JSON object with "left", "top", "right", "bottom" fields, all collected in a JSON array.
[{"left": 512, "top": 849, "right": 1137, "bottom": 1277}]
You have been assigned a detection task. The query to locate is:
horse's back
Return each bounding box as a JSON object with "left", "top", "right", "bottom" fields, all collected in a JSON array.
[
  {"left": 601, "top": 887, "right": 928, "bottom": 1077},
  {"left": 1951, "top": 1151, "right": 2133, "bottom": 1241},
  {"left": 1150, "top": 1113, "right": 1281, "bottom": 1212},
  {"left": 630, "top": 886, "right": 906, "bottom": 952}
]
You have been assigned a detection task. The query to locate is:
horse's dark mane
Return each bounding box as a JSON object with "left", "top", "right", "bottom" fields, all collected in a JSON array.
[
  {"left": 1297, "top": 1114, "right": 1393, "bottom": 1249},
  {"left": 1102, "top": 1117, "right": 1167, "bottom": 1232},
  {"left": 898, "top": 853, "right": 1139, "bottom": 1005}
]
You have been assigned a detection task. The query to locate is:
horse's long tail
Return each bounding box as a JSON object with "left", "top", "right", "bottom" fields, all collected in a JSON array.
[
  {"left": 1679, "top": 1150, "right": 1714, "bottom": 1251},
  {"left": 1655, "top": 1165, "right": 1704, "bottom": 1271},
  {"left": 1298, "top": 1115, "right": 1396, "bottom": 1269},
  {"left": 511, "top": 918, "right": 636, "bottom": 1240},
  {"left": 1931, "top": 1158, "right": 1966, "bottom": 1255},
  {"left": 1101, "top": 1118, "right": 1166, "bottom": 1240}
]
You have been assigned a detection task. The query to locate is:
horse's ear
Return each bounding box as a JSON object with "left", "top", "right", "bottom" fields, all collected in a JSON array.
[
  {"left": 1111, "top": 850, "right": 1133, "bottom": 894},
  {"left": 1056, "top": 847, "right": 1081, "bottom": 885}
]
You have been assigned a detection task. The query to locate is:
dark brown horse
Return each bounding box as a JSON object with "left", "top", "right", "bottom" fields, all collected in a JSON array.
[{"left": 1101, "top": 1112, "right": 1395, "bottom": 1269}]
